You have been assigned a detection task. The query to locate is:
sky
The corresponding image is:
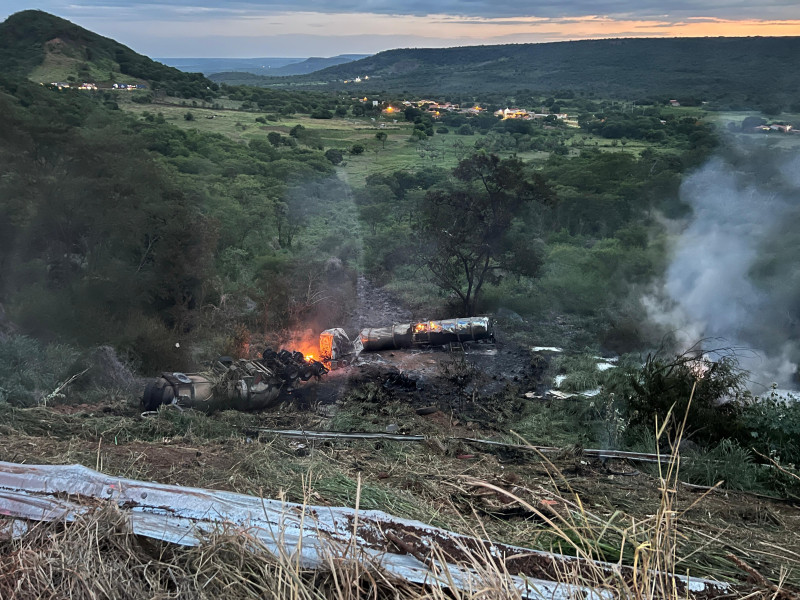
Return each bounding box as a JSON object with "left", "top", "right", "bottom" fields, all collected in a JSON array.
[{"left": 3, "top": 1, "right": 800, "bottom": 57}]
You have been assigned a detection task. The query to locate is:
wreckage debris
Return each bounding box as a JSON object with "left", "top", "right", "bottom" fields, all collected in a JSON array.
[
  {"left": 141, "top": 350, "right": 328, "bottom": 413},
  {"left": 0, "top": 461, "right": 730, "bottom": 599},
  {"left": 360, "top": 317, "right": 494, "bottom": 352}
]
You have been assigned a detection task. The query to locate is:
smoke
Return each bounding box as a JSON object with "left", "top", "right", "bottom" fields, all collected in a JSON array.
[{"left": 645, "top": 138, "right": 800, "bottom": 391}]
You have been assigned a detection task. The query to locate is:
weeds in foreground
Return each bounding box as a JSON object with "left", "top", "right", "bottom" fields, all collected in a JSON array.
[{"left": 0, "top": 391, "right": 797, "bottom": 598}]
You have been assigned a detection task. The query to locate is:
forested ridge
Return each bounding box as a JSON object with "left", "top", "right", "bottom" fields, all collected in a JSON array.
[{"left": 216, "top": 36, "right": 800, "bottom": 112}]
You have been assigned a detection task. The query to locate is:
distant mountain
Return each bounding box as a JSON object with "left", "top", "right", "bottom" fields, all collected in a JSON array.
[
  {"left": 156, "top": 57, "right": 306, "bottom": 76},
  {"left": 214, "top": 37, "right": 800, "bottom": 109},
  {"left": 160, "top": 55, "right": 370, "bottom": 77},
  {"left": 267, "top": 55, "right": 371, "bottom": 76},
  {"left": 0, "top": 10, "right": 214, "bottom": 95}
]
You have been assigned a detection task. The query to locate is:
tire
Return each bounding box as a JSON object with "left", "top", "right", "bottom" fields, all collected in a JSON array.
[{"left": 141, "top": 380, "right": 163, "bottom": 411}]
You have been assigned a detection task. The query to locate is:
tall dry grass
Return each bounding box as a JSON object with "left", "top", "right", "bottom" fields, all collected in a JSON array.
[{"left": 0, "top": 387, "right": 785, "bottom": 599}]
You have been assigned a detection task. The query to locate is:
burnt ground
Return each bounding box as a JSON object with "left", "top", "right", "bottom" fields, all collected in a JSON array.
[{"left": 288, "top": 274, "right": 547, "bottom": 416}]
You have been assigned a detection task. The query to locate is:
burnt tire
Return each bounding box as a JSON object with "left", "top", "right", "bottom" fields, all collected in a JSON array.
[{"left": 141, "top": 380, "right": 164, "bottom": 411}]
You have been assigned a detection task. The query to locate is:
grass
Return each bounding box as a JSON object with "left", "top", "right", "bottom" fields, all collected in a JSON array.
[
  {"left": 2, "top": 398, "right": 797, "bottom": 599},
  {"left": 1, "top": 341, "right": 800, "bottom": 596}
]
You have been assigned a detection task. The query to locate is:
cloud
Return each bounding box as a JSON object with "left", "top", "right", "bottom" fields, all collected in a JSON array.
[
  {"left": 3, "top": 1, "right": 800, "bottom": 55},
  {"left": 12, "top": 0, "right": 800, "bottom": 21}
]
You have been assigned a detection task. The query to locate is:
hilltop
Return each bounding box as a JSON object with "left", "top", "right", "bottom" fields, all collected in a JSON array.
[
  {"left": 210, "top": 36, "right": 800, "bottom": 111},
  {"left": 0, "top": 10, "right": 214, "bottom": 96},
  {"left": 257, "top": 54, "right": 372, "bottom": 77}
]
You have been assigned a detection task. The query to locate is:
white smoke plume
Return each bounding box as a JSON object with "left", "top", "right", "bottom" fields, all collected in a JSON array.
[{"left": 645, "top": 139, "right": 800, "bottom": 391}]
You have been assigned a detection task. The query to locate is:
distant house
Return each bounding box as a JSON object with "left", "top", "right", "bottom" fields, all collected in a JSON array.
[
  {"left": 495, "top": 107, "right": 530, "bottom": 119},
  {"left": 669, "top": 99, "right": 681, "bottom": 107}
]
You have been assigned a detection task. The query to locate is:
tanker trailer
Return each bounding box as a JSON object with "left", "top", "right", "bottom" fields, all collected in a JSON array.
[
  {"left": 141, "top": 352, "right": 328, "bottom": 413},
  {"left": 359, "top": 317, "right": 493, "bottom": 352}
]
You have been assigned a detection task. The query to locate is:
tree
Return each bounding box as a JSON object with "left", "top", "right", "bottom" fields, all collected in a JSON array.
[
  {"left": 375, "top": 131, "right": 388, "bottom": 148},
  {"left": 417, "top": 154, "right": 553, "bottom": 315},
  {"left": 350, "top": 144, "right": 365, "bottom": 155}
]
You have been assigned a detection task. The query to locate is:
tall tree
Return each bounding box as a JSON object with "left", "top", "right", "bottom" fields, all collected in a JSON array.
[{"left": 418, "top": 154, "right": 553, "bottom": 315}]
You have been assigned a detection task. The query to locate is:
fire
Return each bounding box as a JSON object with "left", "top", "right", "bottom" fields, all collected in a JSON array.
[
  {"left": 304, "top": 354, "right": 315, "bottom": 362},
  {"left": 414, "top": 323, "right": 427, "bottom": 333}
]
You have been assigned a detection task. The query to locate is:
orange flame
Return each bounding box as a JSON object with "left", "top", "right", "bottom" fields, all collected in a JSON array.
[{"left": 304, "top": 354, "right": 315, "bottom": 362}]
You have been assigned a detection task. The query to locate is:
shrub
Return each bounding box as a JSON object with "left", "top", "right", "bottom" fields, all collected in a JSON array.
[
  {"left": 618, "top": 348, "right": 746, "bottom": 445},
  {"left": 0, "top": 335, "right": 81, "bottom": 406},
  {"left": 324, "top": 148, "right": 344, "bottom": 165}
]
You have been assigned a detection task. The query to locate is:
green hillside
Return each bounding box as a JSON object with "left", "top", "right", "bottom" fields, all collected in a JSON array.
[
  {"left": 0, "top": 10, "right": 215, "bottom": 97},
  {"left": 212, "top": 37, "right": 800, "bottom": 111}
]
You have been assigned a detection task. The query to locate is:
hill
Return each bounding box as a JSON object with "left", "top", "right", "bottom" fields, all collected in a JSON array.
[
  {"left": 210, "top": 37, "right": 800, "bottom": 110},
  {"left": 156, "top": 57, "right": 306, "bottom": 75},
  {"left": 266, "top": 54, "right": 371, "bottom": 76},
  {"left": 0, "top": 10, "right": 215, "bottom": 96}
]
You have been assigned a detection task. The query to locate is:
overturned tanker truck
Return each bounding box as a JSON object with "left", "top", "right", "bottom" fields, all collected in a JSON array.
[
  {"left": 360, "top": 317, "right": 494, "bottom": 351},
  {"left": 142, "top": 318, "right": 492, "bottom": 412},
  {"left": 319, "top": 317, "right": 494, "bottom": 366},
  {"left": 141, "top": 350, "right": 328, "bottom": 413}
]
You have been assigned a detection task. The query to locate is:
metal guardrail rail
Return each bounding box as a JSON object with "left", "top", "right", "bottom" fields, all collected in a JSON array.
[{"left": 0, "top": 462, "right": 729, "bottom": 598}]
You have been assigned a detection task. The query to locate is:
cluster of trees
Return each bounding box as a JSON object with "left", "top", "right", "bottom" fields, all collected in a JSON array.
[
  {"left": 221, "top": 85, "right": 367, "bottom": 118},
  {"left": 0, "top": 77, "right": 351, "bottom": 373},
  {"left": 353, "top": 113, "right": 715, "bottom": 348}
]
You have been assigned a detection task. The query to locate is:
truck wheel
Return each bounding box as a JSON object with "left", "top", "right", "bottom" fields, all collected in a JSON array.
[{"left": 141, "top": 380, "right": 163, "bottom": 411}]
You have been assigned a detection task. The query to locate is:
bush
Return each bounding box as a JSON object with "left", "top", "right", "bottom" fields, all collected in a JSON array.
[
  {"left": 350, "top": 144, "right": 365, "bottom": 155},
  {"left": 0, "top": 335, "right": 81, "bottom": 406},
  {"left": 738, "top": 391, "right": 800, "bottom": 465},
  {"left": 131, "top": 93, "right": 152, "bottom": 104},
  {"left": 436, "top": 126, "right": 449, "bottom": 134},
  {"left": 324, "top": 148, "right": 344, "bottom": 165},
  {"left": 457, "top": 124, "right": 474, "bottom": 135},
  {"left": 184, "top": 111, "right": 194, "bottom": 121},
  {"left": 616, "top": 349, "right": 747, "bottom": 445}
]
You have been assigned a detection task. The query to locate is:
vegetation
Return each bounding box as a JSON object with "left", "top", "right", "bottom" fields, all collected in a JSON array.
[
  {"left": 0, "top": 10, "right": 215, "bottom": 97},
  {"left": 0, "top": 76, "right": 355, "bottom": 372},
  {"left": 2, "top": 12, "right": 800, "bottom": 597},
  {"left": 211, "top": 37, "right": 800, "bottom": 113}
]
